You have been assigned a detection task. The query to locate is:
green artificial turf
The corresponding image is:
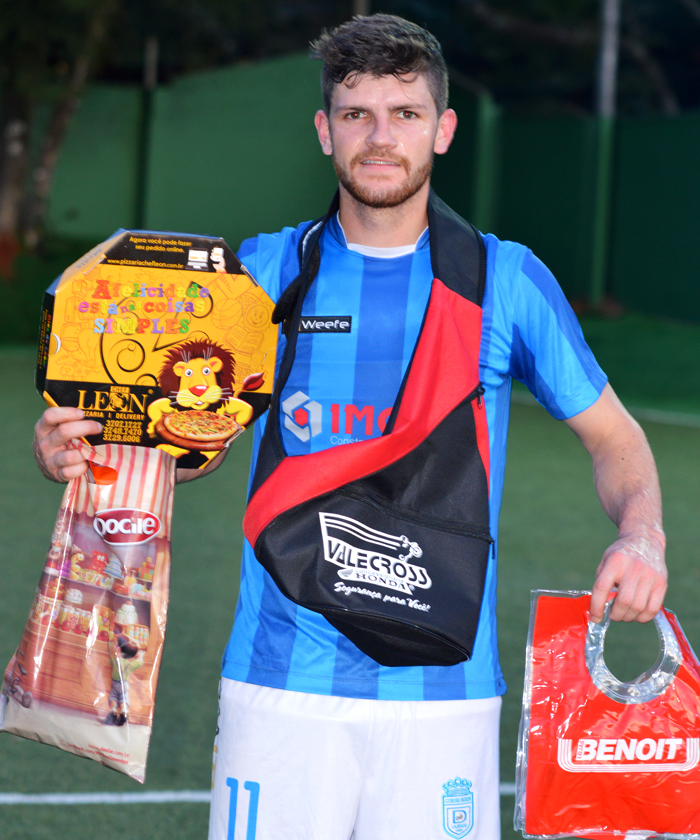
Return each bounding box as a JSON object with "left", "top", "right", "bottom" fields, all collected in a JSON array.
[
  {"left": 0, "top": 803, "right": 210, "bottom": 840},
  {"left": 0, "top": 239, "right": 95, "bottom": 345},
  {"left": 2, "top": 334, "right": 700, "bottom": 839},
  {"left": 579, "top": 313, "right": 700, "bottom": 415},
  {"left": 511, "top": 313, "right": 700, "bottom": 418}
]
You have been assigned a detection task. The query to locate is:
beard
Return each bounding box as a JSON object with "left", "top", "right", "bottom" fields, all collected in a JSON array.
[{"left": 333, "top": 148, "right": 433, "bottom": 209}]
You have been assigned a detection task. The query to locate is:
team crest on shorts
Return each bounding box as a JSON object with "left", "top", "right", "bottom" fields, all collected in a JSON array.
[{"left": 442, "top": 777, "right": 474, "bottom": 838}]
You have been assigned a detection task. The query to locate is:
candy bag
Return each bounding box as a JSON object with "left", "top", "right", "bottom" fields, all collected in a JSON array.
[
  {"left": 0, "top": 443, "right": 175, "bottom": 783},
  {"left": 515, "top": 590, "right": 700, "bottom": 838}
]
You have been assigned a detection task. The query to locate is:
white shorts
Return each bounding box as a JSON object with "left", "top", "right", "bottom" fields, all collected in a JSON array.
[{"left": 208, "top": 678, "right": 501, "bottom": 840}]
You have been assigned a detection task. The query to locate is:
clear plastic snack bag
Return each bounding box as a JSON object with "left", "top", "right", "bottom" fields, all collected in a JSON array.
[
  {"left": 0, "top": 443, "right": 175, "bottom": 783},
  {"left": 515, "top": 589, "right": 700, "bottom": 838}
]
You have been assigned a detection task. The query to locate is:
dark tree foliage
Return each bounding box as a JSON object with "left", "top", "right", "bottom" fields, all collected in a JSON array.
[
  {"left": 92, "top": 0, "right": 700, "bottom": 114},
  {"left": 380, "top": 0, "right": 700, "bottom": 115},
  {"left": 0, "top": 0, "right": 352, "bottom": 259},
  {"left": 97, "top": 0, "right": 353, "bottom": 84},
  {"left": 0, "top": 0, "right": 119, "bottom": 264},
  {"left": 1, "top": 0, "right": 699, "bottom": 265}
]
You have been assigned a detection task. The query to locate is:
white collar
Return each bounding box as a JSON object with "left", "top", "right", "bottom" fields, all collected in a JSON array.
[{"left": 336, "top": 213, "right": 427, "bottom": 258}]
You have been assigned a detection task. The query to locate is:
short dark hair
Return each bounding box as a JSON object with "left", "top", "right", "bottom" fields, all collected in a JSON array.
[
  {"left": 116, "top": 635, "right": 138, "bottom": 659},
  {"left": 310, "top": 14, "right": 448, "bottom": 115}
]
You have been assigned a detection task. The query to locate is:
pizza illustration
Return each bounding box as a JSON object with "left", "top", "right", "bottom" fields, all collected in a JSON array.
[{"left": 156, "top": 411, "right": 240, "bottom": 450}]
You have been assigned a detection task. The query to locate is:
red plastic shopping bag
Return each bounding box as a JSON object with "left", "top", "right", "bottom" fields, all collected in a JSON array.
[
  {"left": 515, "top": 590, "right": 700, "bottom": 838},
  {"left": 0, "top": 443, "right": 175, "bottom": 782}
]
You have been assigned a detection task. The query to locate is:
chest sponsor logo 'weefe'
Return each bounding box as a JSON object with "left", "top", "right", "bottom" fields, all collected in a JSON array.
[{"left": 299, "top": 315, "right": 352, "bottom": 333}]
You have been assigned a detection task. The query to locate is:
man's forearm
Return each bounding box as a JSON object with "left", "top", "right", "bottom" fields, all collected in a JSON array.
[
  {"left": 588, "top": 405, "right": 664, "bottom": 541},
  {"left": 589, "top": 429, "right": 667, "bottom": 622},
  {"left": 565, "top": 384, "right": 667, "bottom": 622}
]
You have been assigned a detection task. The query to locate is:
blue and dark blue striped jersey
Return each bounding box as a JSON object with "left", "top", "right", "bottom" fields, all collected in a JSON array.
[{"left": 221, "top": 213, "right": 607, "bottom": 701}]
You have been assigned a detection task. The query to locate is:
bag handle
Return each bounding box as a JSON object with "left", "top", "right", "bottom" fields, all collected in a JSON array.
[{"left": 585, "top": 597, "right": 682, "bottom": 704}]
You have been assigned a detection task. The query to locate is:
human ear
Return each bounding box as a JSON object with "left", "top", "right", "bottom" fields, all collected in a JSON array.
[
  {"left": 434, "top": 108, "right": 457, "bottom": 155},
  {"left": 314, "top": 110, "right": 333, "bottom": 156}
]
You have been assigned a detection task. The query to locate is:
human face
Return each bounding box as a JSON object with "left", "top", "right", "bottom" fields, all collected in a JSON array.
[{"left": 314, "top": 73, "right": 456, "bottom": 209}]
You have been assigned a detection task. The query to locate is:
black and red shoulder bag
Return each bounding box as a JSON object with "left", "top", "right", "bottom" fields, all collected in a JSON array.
[{"left": 243, "top": 191, "right": 493, "bottom": 667}]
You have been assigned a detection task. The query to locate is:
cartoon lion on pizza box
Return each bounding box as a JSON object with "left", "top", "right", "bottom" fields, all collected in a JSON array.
[
  {"left": 36, "top": 229, "right": 278, "bottom": 469},
  {"left": 146, "top": 339, "right": 266, "bottom": 461}
]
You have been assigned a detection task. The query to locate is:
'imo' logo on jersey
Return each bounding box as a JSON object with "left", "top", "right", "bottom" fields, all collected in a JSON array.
[{"left": 282, "top": 391, "right": 322, "bottom": 442}]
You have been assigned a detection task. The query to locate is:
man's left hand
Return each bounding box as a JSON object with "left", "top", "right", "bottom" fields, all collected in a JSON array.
[{"left": 590, "top": 526, "right": 667, "bottom": 623}]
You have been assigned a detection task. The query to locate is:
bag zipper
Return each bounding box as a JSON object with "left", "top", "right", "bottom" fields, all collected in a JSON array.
[
  {"left": 336, "top": 488, "right": 493, "bottom": 544},
  {"left": 332, "top": 382, "right": 491, "bottom": 543}
]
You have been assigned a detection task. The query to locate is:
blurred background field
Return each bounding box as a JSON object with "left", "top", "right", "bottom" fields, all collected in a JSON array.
[
  {"left": 3, "top": 2, "right": 700, "bottom": 329},
  {"left": 2, "top": 338, "right": 700, "bottom": 839}
]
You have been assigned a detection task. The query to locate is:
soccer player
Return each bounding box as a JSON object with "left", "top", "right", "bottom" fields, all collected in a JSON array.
[{"left": 34, "top": 14, "right": 667, "bottom": 840}]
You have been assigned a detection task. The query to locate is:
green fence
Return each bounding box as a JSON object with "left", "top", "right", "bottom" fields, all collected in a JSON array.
[
  {"left": 45, "top": 53, "right": 700, "bottom": 321},
  {"left": 610, "top": 111, "right": 700, "bottom": 322},
  {"left": 143, "top": 55, "right": 337, "bottom": 244},
  {"left": 495, "top": 114, "right": 599, "bottom": 302},
  {"left": 49, "top": 86, "right": 143, "bottom": 239},
  {"left": 48, "top": 54, "right": 337, "bottom": 247}
]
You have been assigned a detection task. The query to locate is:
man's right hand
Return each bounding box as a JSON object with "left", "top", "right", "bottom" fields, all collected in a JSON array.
[{"left": 33, "top": 407, "right": 103, "bottom": 483}]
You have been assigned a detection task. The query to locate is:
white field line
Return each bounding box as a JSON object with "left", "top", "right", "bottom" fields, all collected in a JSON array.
[
  {"left": 0, "top": 785, "right": 518, "bottom": 805},
  {"left": 511, "top": 389, "right": 700, "bottom": 428},
  {"left": 0, "top": 790, "right": 212, "bottom": 806}
]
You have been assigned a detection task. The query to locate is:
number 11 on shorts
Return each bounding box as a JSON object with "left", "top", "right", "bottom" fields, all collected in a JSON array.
[{"left": 226, "top": 778, "right": 260, "bottom": 839}]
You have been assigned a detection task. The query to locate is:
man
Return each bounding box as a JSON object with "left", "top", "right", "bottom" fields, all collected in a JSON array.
[
  {"left": 104, "top": 632, "right": 145, "bottom": 726},
  {"left": 34, "top": 14, "right": 666, "bottom": 840}
]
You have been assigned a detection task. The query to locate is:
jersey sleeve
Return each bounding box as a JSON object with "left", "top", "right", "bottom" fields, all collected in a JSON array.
[
  {"left": 236, "top": 235, "right": 260, "bottom": 284},
  {"left": 236, "top": 224, "right": 310, "bottom": 303},
  {"left": 506, "top": 247, "right": 607, "bottom": 420}
]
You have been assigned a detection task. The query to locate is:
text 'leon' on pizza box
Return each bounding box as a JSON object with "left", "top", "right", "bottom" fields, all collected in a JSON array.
[{"left": 36, "top": 229, "right": 278, "bottom": 469}]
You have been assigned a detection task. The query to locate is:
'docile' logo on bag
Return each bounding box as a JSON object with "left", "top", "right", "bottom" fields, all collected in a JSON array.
[{"left": 93, "top": 508, "right": 162, "bottom": 545}]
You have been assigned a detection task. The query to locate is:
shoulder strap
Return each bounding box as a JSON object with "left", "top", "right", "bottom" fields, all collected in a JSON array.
[
  {"left": 249, "top": 190, "right": 485, "bottom": 497},
  {"left": 426, "top": 189, "right": 486, "bottom": 307},
  {"left": 272, "top": 191, "right": 340, "bottom": 337},
  {"left": 381, "top": 190, "right": 485, "bottom": 435}
]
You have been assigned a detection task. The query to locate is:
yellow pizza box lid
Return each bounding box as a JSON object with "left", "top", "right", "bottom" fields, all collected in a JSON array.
[{"left": 36, "top": 229, "right": 278, "bottom": 469}]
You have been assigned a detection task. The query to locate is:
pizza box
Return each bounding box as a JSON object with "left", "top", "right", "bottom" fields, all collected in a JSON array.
[{"left": 36, "top": 229, "right": 278, "bottom": 469}]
